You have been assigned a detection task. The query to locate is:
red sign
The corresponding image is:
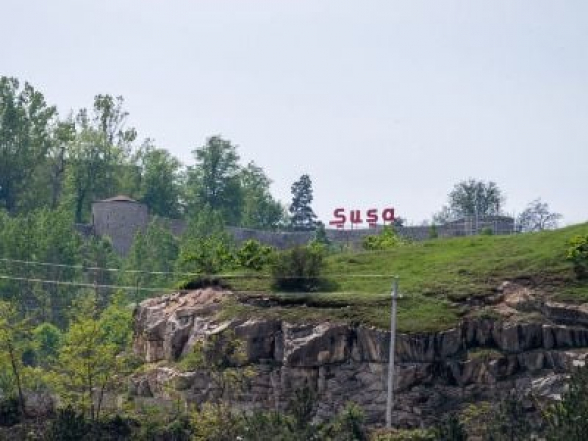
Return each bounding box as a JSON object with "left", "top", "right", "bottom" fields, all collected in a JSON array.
[{"left": 329, "top": 208, "right": 395, "bottom": 229}]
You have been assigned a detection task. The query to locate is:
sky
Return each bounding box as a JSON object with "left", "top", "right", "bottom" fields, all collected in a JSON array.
[{"left": 2, "top": 0, "right": 587, "bottom": 226}]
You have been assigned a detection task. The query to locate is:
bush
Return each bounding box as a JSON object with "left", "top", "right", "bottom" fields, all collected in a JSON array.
[
  {"left": 0, "top": 397, "right": 20, "bottom": 427},
  {"left": 176, "top": 276, "right": 232, "bottom": 291},
  {"left": 271, "top": 245, "right": 326, "bottom": 291},
  {"left": 46, "top": 406, "right": 89, "bottom": 441},
  {"left": 32, "top": 322, "right": 63, "bottom": 366},
  {"left": 480, "top": 227, "right": 494, "bottom": 236},
  {"left": 362, "top": 226, "right": 404, "bottom": 251},
  {"left": 371, "top": 428, "right": 435, "bottom": 440},
  {"left": 567, "top": 234, "right": 588, "bottom": 279},
  {"left": 47, "top": 408, "right": 138, "bottom": 440},
  {"left": 312, "top": 222, "right": 331, "bottom": 247},
  {"left": 544, "top": 363, "right": 588, "bottom": 439},
  {"left": 180, "top": 235, "right": 235, "bottom": 275},
  {"left": 433, "top": 414, "right": 467, "bottom": 440},
  {"left": 236, "top": 240, "right": 274, "bottom": 271},
  {"left": 324, "top": 402, "right": 368, "bottom": 441},
  {"left": 91, "top": 414, "right": 134, "bottom": 440}
]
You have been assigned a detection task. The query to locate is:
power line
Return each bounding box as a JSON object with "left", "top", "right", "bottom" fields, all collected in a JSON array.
[
  {"left": 0, "top": 274, "right": 170, "bottom": 292},
  {"left": 0, "top": 257, "right": 191, "bottom": 277},
  {"left": 0, "top": 257, "right": 394, "bottom": 279}
]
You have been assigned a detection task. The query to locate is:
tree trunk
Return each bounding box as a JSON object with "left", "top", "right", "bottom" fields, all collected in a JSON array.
[{"left": 8, "top": 343, "right": 26, "bottom": 418}]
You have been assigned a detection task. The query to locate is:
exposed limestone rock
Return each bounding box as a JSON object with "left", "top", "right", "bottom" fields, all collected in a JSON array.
[{"left": 131, "top": 288, "right": 588, "bottom": 427}]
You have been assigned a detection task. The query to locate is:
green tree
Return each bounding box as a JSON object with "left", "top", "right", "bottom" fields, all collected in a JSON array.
[
  {"left": 240, "top": 162, "right": 284, "bottom": 229},
  {"left": 137, "top": 142, "right": 183, "bottom": 218},
  {"left": 517, "top": 198, "right": 562, "bottom": 232},
  {"left": 29, "top": 209, "right": 83, "bottom": 325},
  {"left": 288, "top": 174, "right": 317, "bottom": 231},
  {"left": 54, "top": 296, "right": 129, "bottom": 421},
  {"left": 31, "top": 322, "right": 63, "bottom": 368},
  {"left": 63, "top": 94, "right": 138, "bottom": 222},
  {"left": 434, "top": 179, "right": 504, "bottom": 223},
  {"left": 0, "top": 301, "right": 31, "bottom": 417},
  {"left": 91, "top": 94, "right": 137, "bottom": 150},
  {"left": 0, "top": 77, "right": 56, "bottom": 213},
  {"left": 46, "top": 119, "right": 76, "bottom": 209},
  {"left": 185, "top": 136, "right": 243, "bottom": 225},
  {"left": 177, "top": 206, "right": 234, "bottom": 276},
  {"left": 312, "top": 222, "right": 331, "bottom": 247},
  {"left": 0, "top": 209, "right": 83, "bottom": 326},
  {"left": 62, "top": 127, "right": 118, "bottom": 222},
  {"left": 82, "top": 236, "right": 120, "bottom": 309},
  {"left": 121, "top": 218, "right": 179, "bottom": 301}
]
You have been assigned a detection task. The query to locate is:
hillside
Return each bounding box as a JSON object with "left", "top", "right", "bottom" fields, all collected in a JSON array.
[{"left": 222, "top": 223, "right": 588, "bottom": 332}]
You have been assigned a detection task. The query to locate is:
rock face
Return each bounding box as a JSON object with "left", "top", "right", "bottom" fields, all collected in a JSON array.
[{"left": 131, "top": 288, "right": 588, "bottom": 427}]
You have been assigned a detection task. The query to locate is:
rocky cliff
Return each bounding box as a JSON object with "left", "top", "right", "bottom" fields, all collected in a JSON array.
[{"left": 130, "top": 285, "right": 588, "bottom": 428}]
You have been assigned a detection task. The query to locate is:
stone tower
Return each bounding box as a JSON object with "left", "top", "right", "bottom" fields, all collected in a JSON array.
[{"left": 91, "top": 195, "right": 150, "bottom": 256}]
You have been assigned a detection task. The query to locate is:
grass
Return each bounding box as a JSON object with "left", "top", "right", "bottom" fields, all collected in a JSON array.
[{"left": 218, "top": 223, "right": 588, "bottom": 333}]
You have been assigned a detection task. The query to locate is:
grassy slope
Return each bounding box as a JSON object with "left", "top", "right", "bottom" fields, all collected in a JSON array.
[{"left": 221, "top": 223, "right": 588, "bottom": 333}]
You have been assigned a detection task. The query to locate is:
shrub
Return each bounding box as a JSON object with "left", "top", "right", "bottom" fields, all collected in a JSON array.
[
  {"left": 312, "top": 222, "right": 331, "bottom": 247},
  {"left": 236, "top": 240, "right": 274, "bottom": 271},
  {"left": 371, "top": 428, "right": 435, "bottom": 440},
  {"left": 567, "top": 234, "right": 588, "bottom": 279},
  {"left": 46, "top": 406, "right": 89, "bottom": 441},
  {"left": 91, "top": 414, "right": 134, "bottom": 439},
  {"left": 179, "top": 235, "right": 235, "bottom": 275},
  {"left": 544, "top": 363, "right": 588, "bottom": 439},
  {"left": 176, "top": 276, "right": 231, "bottom": 291},
  {"left": 324, "top": 402, "right": 368, "bottom": 441},
  {"left": 32, "top": 322, "right": 63, "bottom": 366},
  {"left": 428, "top": 225, "right": 438, "bottom": 239},
  {"left": 0, "top": 397, "right": 20, "bottom": 427},
  {"left": 271, "top": 245, "right": 326, "bottom": 291},
  {"left": 433, "top": 413, "right": 467, "bottom": 440},
  {"left": 362, "top": 226, "right": 404, "bottom": 251},
  {"left": 480, "top": 227, "right": 494, "bottom": 236}
]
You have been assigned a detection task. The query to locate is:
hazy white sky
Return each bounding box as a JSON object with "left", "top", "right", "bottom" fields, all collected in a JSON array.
[{"left": 2, "top": 1, "right": 587, "bottom": 225}]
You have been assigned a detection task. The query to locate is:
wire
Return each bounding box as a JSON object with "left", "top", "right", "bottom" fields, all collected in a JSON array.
[
  {"left": 0, "top": 257, "right": 395, "bottom": 279},
  {"left": 0, "top": 274, "right": 169, "bottom": 292},
  {"left": 0, "top": 257, "right": 193, "bottom": 277}
]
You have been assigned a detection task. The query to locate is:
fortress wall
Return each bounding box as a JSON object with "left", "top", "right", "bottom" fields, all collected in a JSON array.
[
  {"left": 89, "top": 200, "right": 515, "bottom": 256},
  {"left": 92, "top": 201, "right": 150, "bottom": 255}
]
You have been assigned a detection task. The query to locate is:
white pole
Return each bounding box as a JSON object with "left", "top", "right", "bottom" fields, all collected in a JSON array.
[{"left": 386, "top": 277, "right": 399, "bottom": 429}]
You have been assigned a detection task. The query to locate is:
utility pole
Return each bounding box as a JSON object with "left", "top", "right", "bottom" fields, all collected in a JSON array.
[{"left": 386, "top": 277, "right": 399, "bottom": 429}]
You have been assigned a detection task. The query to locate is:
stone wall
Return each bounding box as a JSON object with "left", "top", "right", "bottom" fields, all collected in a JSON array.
[
  {"left": 92, "top": 200, "right": 150, "bottom": 255},
  {"left": 87, "top": 199, "right": 515, "bottom": 256}
]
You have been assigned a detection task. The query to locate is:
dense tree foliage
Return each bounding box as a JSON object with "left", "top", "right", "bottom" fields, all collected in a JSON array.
[
  {"left": 0, "top": 76, "right": 287, "bottom": 230},
  {"left": 240, "top": 161, "right": 284, "bottom": 230},
  {"left": 288, "top": 174, "right": 317, "bottom": 231},
  {"left": 185, "top": 136, "right": 243, "bottom": 224},
  {"left": 120, "top": 218, "right": 179, "bottom": 300},
  {"left": 177, "top": 206, "right": 234, "bottom": 276},
  {"left": 0, "top": 77, "right": 56, "bottom": 213},
  {"left": 434, "top": 179, "right": 504, "bottom": 223},
  {"left": 136, "top": 142, "right": 183, "bottom": 218}
]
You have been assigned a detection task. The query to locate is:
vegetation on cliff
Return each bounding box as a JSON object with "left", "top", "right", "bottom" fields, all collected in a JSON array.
[{"left": 220, "top": 222, "right": 588, "bottom": 332}]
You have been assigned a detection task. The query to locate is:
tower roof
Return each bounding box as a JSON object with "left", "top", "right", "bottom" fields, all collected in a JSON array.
[{"left": 97, "top": 195, "right": 138, "bottom": 203}]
